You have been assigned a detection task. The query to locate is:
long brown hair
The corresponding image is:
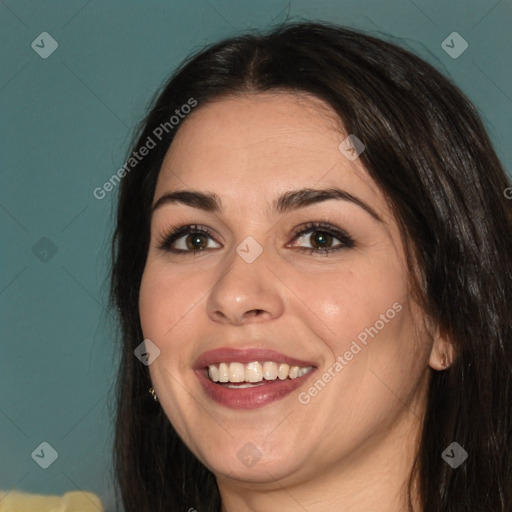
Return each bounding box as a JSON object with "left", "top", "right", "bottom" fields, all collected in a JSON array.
[{"left": 110, "top": 20, "right": 512, "bottom": 512}]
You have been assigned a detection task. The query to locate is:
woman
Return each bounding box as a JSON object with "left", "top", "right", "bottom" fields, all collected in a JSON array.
[{"left": 110, "top": 20, "right": 512, "bottom": 512}]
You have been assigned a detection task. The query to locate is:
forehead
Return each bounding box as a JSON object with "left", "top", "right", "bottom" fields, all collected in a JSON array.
[{"left": 155, "top": 92, "right": 386, "bottom": 218}]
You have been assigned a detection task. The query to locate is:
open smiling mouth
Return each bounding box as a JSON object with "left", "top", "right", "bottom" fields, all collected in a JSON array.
[{"left": 196, "top": 361, "right": 317, "bottom": 409}]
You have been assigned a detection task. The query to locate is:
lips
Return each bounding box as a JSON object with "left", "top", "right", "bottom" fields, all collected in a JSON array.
[{"left": 194, "top": 347, "right": 318, "bottom": 409}]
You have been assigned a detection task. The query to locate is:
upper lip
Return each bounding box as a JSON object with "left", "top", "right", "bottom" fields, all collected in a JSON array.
[{"left": 194, "top": 347, "right": 317, "bottom": 369}]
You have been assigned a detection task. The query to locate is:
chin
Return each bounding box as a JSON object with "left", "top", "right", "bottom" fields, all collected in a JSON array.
[{"left": 199, "top": 445, "right": 307, "bottom": 484}]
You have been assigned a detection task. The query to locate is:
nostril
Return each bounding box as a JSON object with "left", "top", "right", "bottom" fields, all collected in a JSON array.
[{"left": 245, "top": 309, "right": 267, "bottom": 320}]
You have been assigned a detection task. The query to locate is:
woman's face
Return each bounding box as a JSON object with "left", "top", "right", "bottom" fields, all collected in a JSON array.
[{"left": 139, "top": 92, "right": 434, "bottom": 485}]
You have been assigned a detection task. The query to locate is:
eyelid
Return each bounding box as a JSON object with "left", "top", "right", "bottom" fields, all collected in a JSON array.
[
  {"left": 156, "top": 224, "right": 219, "bottom": 252},
  {"left": 288, "top": 221, "right": 355, "bottom": 253},
  {"left": 157, "top": 220, "right": 355, "bottom": 255},
  {"left": 290, "top": 221, "right": 353, "bottom": 242}
]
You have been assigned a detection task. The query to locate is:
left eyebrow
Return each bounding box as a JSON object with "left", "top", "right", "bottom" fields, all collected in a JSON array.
[
  {"left": 274, "top": 187, "right": 383, "bottom": 222},
  {"left": 152, "top": 187, "right": 383, "bottom": 222}
]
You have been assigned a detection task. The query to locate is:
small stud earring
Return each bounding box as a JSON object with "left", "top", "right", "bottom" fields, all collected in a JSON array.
[
  {"left": 440, "top": 355, "right": 448, "bottom": 368},
  {"left": 149, "top": 387, "right": 158, "bottom": 402}
]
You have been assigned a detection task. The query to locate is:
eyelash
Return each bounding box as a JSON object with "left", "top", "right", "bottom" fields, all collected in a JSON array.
[{"left": 157, "top": 221, "right": 355, "bottom": 256}]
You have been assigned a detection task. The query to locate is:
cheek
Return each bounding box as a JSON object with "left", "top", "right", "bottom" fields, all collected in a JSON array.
[
  {"left": 139, "top": 262, "right": 200, "bottom": 342},
  {"left": 286, "top": 260, "right": 410, "bottom": 353},
  {"left": 139, "top": 269, "right": 167, "bottom": 340},
  {"left": 138, "top": 264, "right": 204, "bottom": 427}
]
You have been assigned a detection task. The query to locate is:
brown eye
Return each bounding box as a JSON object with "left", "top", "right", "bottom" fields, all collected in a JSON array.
[
  {"left": 158, "top": 224, "right": 220, "bottom": 253},
  {"left": 184, "top": 233, "right": 209, "bottom": 250},
  {"left": 158, "top": 221, "right": 354, "bottom": 256},
  {"left": 309, "top": 231, "right": 334, "bottom": 249},
  {"left": 291, "top": 222, "right": 355, "bottom": 255}
]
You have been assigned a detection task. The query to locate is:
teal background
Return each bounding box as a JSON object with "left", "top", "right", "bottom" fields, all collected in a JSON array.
[{"left": 1, "top": 1, "right": 510, "bottom": 510}]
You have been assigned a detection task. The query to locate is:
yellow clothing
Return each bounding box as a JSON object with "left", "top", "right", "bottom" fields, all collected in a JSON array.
[{"left": 0, "top": 490, "right": 104, "bottom": 511}]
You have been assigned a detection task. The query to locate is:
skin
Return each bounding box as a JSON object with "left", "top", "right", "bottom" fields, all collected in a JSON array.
[{"left": 139, "top": 92, "right": 454, "bottom": 512}]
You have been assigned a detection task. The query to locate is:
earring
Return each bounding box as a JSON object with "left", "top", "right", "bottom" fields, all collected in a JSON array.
[
  {"left": 440, "top": 355, "right": 448, "bottom": 368},
  {"left": 149, "top": 387, "right": 158, "bottom": 402}
]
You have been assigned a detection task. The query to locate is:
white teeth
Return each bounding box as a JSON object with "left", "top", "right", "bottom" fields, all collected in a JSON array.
[
  {"left": 278, "top": 363, "right": 290, "bottom": 380},
  {"left": 208, "top": 365, "right": 219, "bottom": 382},
  {"left": 245, "top": 362, "right": 263, "bottom": 382},
  {"left": 218, "top": 362, "right": 229, "bottom": 383},
  {"left": 263, "top": 361, "right": 278, "bottom": 380},
  {"left": 206, "top": 361, "right": 313, "bottom": 383},
  {"left": 225, "top": 382, "right": 266, "bottom": 389},
  {"left": 288, "top": 366, "right": 299, "bottom": 379},
  {"left": 229, "top": 362, "right": 245, "bottom": 382},
  {"left": 297, "top": 367, "right": 310, "bottom": 377}
]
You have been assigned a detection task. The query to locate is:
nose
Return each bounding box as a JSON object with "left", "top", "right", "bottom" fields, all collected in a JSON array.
[{"left": 205, "top": 245, "right": 285, "bottom": 326}]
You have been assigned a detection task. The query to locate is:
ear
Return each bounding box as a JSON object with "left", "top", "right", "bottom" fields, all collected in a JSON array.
[{"left": 428, "top": 327, "right": 455, "bottom": 371}]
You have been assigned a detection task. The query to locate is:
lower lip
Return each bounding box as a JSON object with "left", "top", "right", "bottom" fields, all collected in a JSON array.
[{"left": 195, "top": 369, "right": 316, "bottom": 410}]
